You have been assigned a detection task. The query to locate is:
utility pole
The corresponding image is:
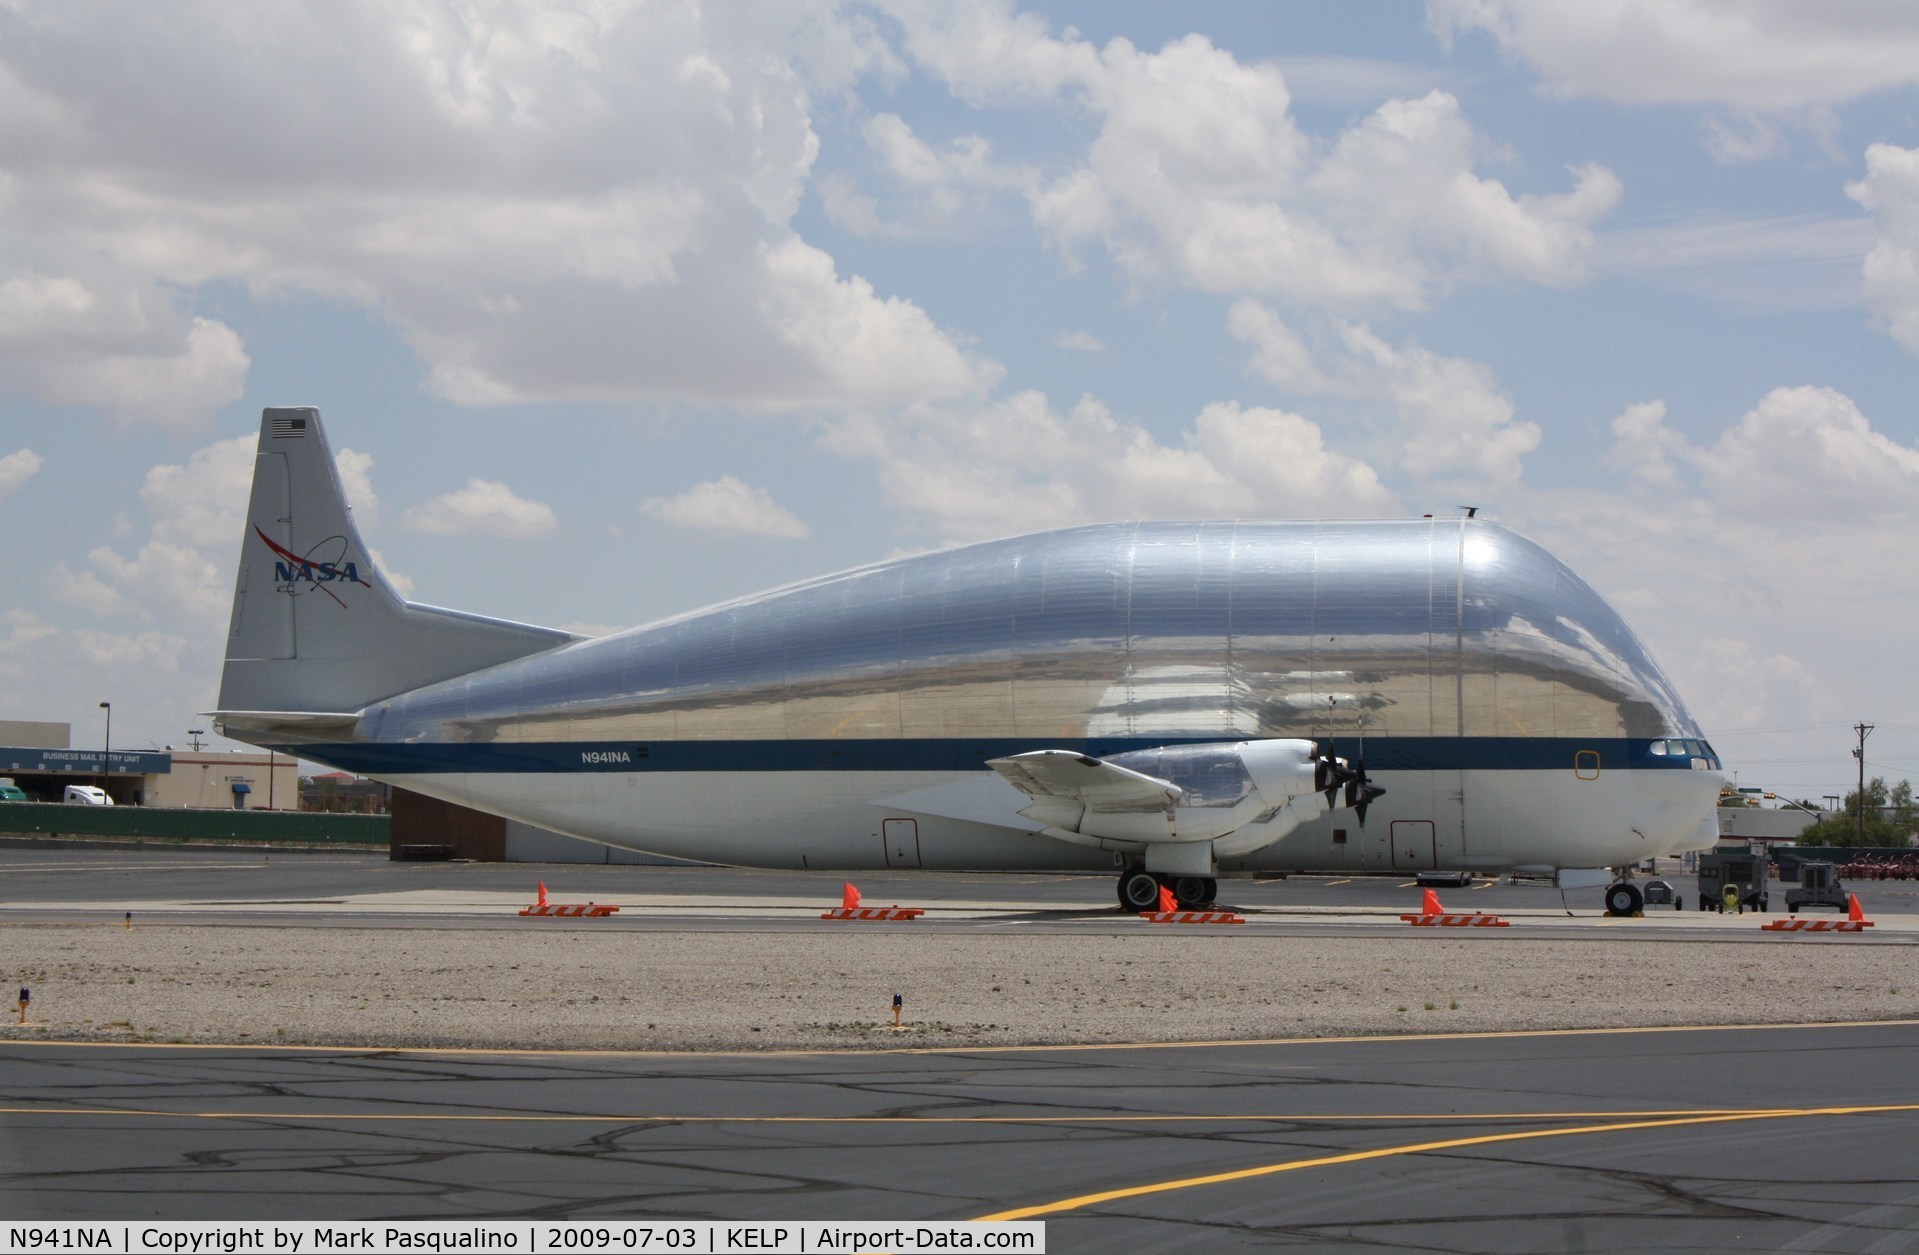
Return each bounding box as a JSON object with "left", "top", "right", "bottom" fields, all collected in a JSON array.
[{"left": 1853, "top": 722, "right": 1874, "bottom": 845}]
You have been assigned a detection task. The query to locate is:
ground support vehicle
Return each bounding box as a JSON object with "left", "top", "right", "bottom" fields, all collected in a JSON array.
[
  {"left": 1786, "top": 861, "right": 1850, "bottom": 913},
  {"left": 1697, "top": 847, "right": 1770, "bottom": 912}
]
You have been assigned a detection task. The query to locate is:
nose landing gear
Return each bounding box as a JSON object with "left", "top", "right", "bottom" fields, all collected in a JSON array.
[{"left": 1604, "top": 881, "right": 1644, "bottom": 917}]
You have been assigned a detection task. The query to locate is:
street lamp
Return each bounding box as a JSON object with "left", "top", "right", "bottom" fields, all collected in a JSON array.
[
  {"left": 98, "top": 701, "right": 111, "bottom": 793},
  {"left": 1763, "top": 793, "right": 1825, "bottom": 825},
  {"left": 187, "top": 728, "right": 205, "bottom": 751}
]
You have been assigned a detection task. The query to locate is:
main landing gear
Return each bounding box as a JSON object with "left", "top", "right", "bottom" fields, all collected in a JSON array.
[{"left": 1117, "top": 866, "right": 1217, "bottom": 911}]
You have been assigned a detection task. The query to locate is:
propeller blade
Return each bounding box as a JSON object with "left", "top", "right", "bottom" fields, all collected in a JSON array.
[
  {"left": 1317, "top": 746, "right": 1354, "bottom": 808},
  {"left": 1340, "top": 757, "right": 1386, "bottom": 825}
]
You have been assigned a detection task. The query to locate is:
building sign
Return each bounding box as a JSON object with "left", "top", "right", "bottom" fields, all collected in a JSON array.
[{"left": 0, "top": 747, "right": 172, "bottom": 775}]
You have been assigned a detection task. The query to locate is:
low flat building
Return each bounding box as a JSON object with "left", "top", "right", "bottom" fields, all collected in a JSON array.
[
  {"left": 0, "top": 720, "right": 295, "bottom": 809},
  {"left": 144, "top": 751, "right": 300, "bottom": 811}
]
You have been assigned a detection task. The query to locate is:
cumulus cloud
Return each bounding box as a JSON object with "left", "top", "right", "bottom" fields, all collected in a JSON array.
[
  {"left": 642, "top": 477, "right": 809, "bottom": 539},
  {"left": 0, "top": 267, "right": 247, "bottom": 432},
  {"left": 882, "top": 8, "right": 1618, "bottom": 307},
  {"left": 0, "top": 608, "right": 194, "bottom": 751},
  {"left": 0, "top": 448, "right": 43, "bottom": 501},
  {"left": 1601, "top": 386, "right": 1919, "bottom": 521},
  {"left": 34, "top": 317, "right": 249, "bottom": 432},
  {"left": 402, "top": 478, "right": 559, "bottom": 540},
  {"left": 49, "top": 435, "right": 256, "bottom": 625},
  {"left": 1052, "top": 330, "right": 1105, "bottom": 353},
  {"left": 138, "top": 435, "right": 257, "bottom": 552},
  {"left": 822, "top": 112, "right": 1035, "bottom": 237},
  {"left": 1430, "top": 1, "right": 1919, "bottom": 160},
  {"left": 48, "top": 560, "right": 128, "bottom": 619},
  {"left": 0, "top": 1, "right": 987, "bottom": 419},
  {"left": 332, "top": 448, "right": 381, "bottom": 531},
  {"left": 1849, "top": 143, "right": 1919, "bottom": 355},
  {"left": 1515, "top": 385, "right": 1919, "bottom": 755},
  {"left": 1602, "top": 400, "right": 1693, "bottom": 490},
  {"left": 1703, "top": 386, "right": 1919, "bottom": 520},
  {"left": 1229, "top": 301, "right": 1540, "bottom": 487},
  {"left": 1428, "top": 0, "right": 1919, "bottom": 111},
  {"left": 1567, "top": 388, "right": 1919, "bottom": 738},
  {"left": 825, "top": 390, "right": 1397, "bottom": 545}
]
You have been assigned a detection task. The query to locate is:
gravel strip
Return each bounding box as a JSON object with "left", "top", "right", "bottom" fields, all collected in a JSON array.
[{"left": 2, "top": 924, "right": 1913, "bottom": 1051}]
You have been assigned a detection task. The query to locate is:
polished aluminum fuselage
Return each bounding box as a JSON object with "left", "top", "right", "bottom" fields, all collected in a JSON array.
[{"left": 301, "top": 519, "right": 1721, "bottom": 872}]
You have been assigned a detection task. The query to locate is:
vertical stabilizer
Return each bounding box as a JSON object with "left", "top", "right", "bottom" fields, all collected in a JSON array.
[{"left": 216, "top": 407, "right": 575, "bottom": 724}]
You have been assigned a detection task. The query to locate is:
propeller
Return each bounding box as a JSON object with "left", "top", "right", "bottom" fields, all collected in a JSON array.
[
  {"left": 1316, "top": 746, "right": 1351, "bottom": 808},
  {"left": 1344, "top": 756, "right": 1386, "bottom": 824},
  {"left": 1315, "top": 742, "right": 1386, "bottom": 824}
]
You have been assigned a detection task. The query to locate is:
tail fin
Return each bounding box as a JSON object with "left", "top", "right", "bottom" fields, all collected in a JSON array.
[{"left": 215, "top": 407, "right": 575, "bottom": 734}]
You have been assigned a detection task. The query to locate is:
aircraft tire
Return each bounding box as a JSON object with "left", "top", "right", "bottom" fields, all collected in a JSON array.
[
  {"left": 1172, "top": 876, "right": 1214, "bottom": 908},
  {"left": 1118, "top": 868, "right": 1161, "bottom": 913},
  {"left": 1604, "top": 881, "right": 1643, "bottom": 917}
]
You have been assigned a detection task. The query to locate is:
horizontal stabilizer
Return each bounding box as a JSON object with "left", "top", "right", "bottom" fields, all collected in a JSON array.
[{"left": 207, "top": 710, "right": 361, "bottom": 743}]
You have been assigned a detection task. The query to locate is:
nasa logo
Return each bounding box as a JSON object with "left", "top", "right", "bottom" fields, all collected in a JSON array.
[{"left": 255, "top": 525, "right": 372, "bottom": 609}]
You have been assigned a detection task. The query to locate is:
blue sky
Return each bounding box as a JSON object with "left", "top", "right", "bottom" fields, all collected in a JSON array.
[{"left": 1, "top": 1, "right": 1916, "bottom": 802}]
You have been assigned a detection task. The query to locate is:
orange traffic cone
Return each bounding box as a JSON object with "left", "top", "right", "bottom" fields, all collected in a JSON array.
[
  {"left": 1848, "top": 893, "right": 1867, "bottom": 923},
  {"left": 537, "top": 881, "right": 549, "bottom": 907},
  {"left": 842, "top": 882, "right": 861, "bottom": 910},
  {"left": 1156, "top": 884, "right": 1177, "bottom": 914},
  {"left": 1420, "top": 888, "right": 1444, "bottom": 917}
]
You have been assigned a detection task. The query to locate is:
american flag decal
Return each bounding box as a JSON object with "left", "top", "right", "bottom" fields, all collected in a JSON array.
[{"left": 269, "top": 415, "right": 308, "bottom": 439}]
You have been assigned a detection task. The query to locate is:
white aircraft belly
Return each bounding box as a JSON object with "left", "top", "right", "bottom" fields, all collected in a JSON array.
[
  {"left": 379, "top": 763, "right": 1718, "bottom": 875},
  {"left": 1240, "top": 767, "right": 1720, "bottom": 874},
  {"left": 404, "top": 770, "right": 1111, "bottom": 870}
]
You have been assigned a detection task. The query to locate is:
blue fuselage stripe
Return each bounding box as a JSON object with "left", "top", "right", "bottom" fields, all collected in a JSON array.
[{"left": 280, "top": 737, "right": 1713, "bottom": 776}]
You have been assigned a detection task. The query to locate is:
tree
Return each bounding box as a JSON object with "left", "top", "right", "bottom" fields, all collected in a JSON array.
[{"left": 1794, "top": 777, "right": 1917, "bottom": 847}]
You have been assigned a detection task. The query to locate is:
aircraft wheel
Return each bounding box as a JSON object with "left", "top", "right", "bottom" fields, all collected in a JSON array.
[
  {"left": 1604, "top": 882, "right": 1643, "bottom": 917},
  {"left": 1118, "top": 867, "right": 1161, "bottom": 912},
  {"left": 1173, "top": 876, "right": 1214, "bottom": 908}
]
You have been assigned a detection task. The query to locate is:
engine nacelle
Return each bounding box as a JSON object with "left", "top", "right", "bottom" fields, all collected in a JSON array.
[{"left": 1234, "top": 738, "right": 1321, "bottom": 803}]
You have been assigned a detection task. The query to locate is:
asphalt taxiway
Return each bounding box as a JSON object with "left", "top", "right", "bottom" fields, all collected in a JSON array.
[
  {"left": 5, "top": 846, "right": 1918, "bottom": 1245},
  {"left": 4, "top": 845, "right": 1916, "bottom": 942},
  {"left": 5, "top": 1023, "right": 1919, "bottom": 1248}
]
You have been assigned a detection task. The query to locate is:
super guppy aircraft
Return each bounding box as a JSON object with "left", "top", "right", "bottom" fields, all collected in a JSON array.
[{"left": 215, "top": 408, "right": 1724, "bottom": 915}]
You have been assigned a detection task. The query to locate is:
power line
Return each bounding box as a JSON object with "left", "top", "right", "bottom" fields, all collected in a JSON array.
[{"left": 1707, "top": 723, "right": 1863, "bottom": 737}]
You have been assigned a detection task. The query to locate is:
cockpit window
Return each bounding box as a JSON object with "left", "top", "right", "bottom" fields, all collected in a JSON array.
[{"left": 1646, "top": 738, "right": 1721, "bottom": 768}]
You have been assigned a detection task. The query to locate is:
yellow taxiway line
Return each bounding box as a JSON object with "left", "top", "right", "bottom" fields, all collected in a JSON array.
[{"left": 975, "top": 1103, "right": 1919, "bottom": 1221}]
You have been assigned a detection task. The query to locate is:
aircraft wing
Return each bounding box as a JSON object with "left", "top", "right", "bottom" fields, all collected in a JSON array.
[{"left": 987, "top": 750, "right": 1182, "bottom": 813}]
